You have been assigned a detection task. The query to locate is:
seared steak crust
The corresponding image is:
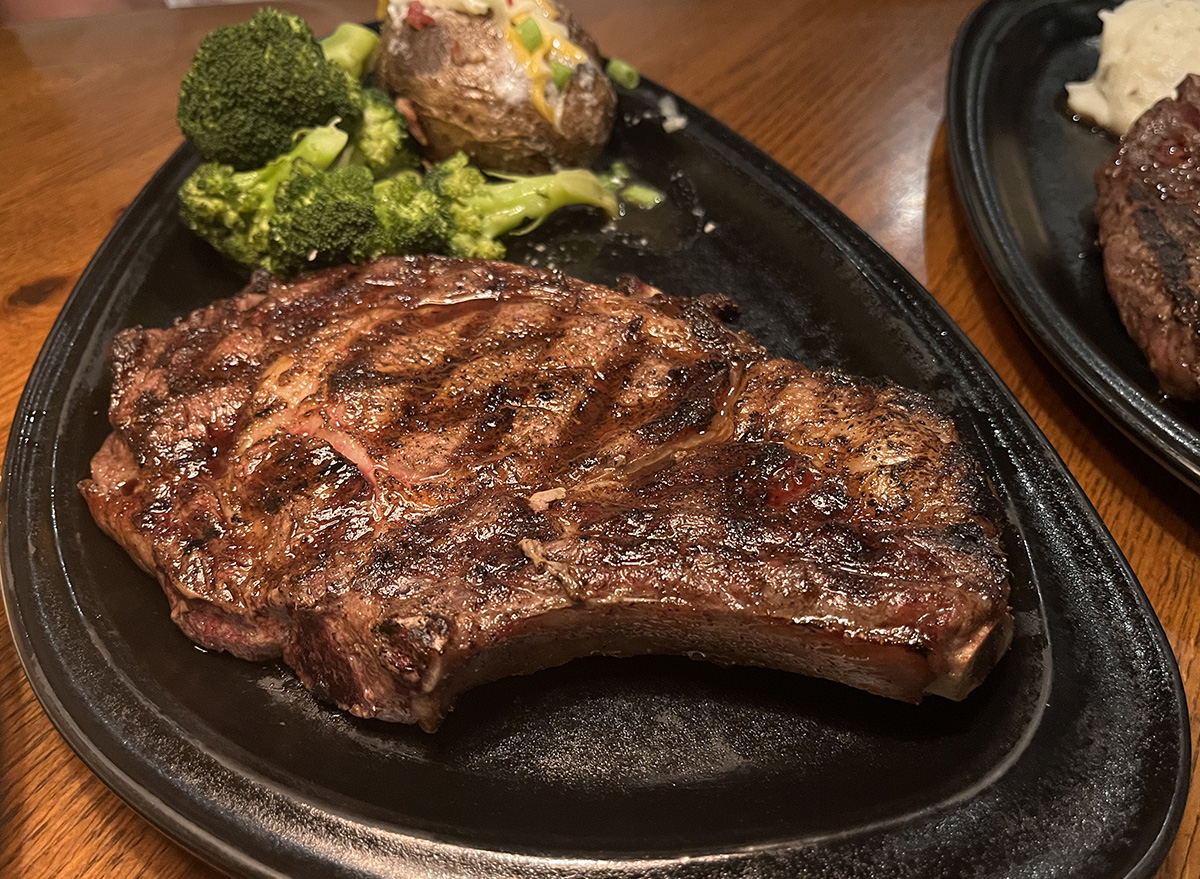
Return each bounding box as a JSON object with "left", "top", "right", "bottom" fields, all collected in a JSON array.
[
  {"left": 81, "top": 256, "right": 1011, "bottom": 730},
  {"left": 1096, "top": 74, "right": 1200, "bottom": 399}
]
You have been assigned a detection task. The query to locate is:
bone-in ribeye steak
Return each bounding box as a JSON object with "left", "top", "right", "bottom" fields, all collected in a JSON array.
[{"left": 80, "top": 256, "right": 1012, "bottom": 731}]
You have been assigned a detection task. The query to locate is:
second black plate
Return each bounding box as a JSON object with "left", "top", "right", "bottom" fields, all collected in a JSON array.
[
  {"left": 3, "top": 77, "right": 1189, "bottom": 877},
  {"left": 947, "top": 0, "right": 1200, "bottom": 492}
]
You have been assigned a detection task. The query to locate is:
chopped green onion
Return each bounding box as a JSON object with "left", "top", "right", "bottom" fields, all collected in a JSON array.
[
  {"left": 606, "top": 58, "right": 640, "bottom": 90},
  {"left": 515, "top": 18, "right": 543, "bottom": 52},
  {"left": 621, "top": 182, "right": 664, "bottom": 208},
  {"left": 550, "top": 60, "right": 574, "bottom": 91}
]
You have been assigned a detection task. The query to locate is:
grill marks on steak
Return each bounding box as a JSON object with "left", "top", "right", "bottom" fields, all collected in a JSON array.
[
  {"left": 1096, "top": 74, "right": 1200, "bottom": 399},
  {"left": 81, "top": 256, "right": 1011, "bottom": 730}
]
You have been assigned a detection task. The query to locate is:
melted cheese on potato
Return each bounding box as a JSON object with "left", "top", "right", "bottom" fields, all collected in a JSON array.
[{"left": 388, "top": 0, "right": 588, "bottom": 123}]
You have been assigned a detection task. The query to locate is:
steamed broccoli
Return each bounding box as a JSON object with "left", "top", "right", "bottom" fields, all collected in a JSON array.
[
  {"left": 320, "top": 21, "right": 381, "bottom": 81},
  {"left": 348, "top": 87, "right": 420, "bottom": 179},
  {"left": 176, "top": 9, "right": 378, "bottom": 170},
  {"left": 177, "top": 123, "right": 350, "bottom": 271},
  {"left": 368, "top": 153, "right": 619, "bottom": 260},
  {"left": 268, "top": 163, "right": 377, "bottom": 276},
  {"left": 366, "top": 170, "right": 452, "bottom": 256},
  {"left": 182, "top": 141, "right": 619, "bottom": 277}
]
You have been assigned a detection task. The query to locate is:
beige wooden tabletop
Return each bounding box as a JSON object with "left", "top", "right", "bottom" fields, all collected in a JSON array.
[{"left": 1, "top": 1, "right": 1197, "bottom": 876}]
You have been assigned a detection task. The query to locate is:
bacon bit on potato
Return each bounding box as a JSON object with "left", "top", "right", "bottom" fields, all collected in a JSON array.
[
  {"left": 393, "top": 97, "right": 428, "bottom": 146},
  {"left": 406, "top": 2, "right": 436, "bottom": 29}
]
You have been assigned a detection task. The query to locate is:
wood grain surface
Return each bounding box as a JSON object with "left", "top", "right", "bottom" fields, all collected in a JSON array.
[{"left": 1, "top": 1, "right": 1197, "bottom": 876}]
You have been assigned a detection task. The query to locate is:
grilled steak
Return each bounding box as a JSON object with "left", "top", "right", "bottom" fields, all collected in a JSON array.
[
  {"left": 80, "top": 256, "right": 1011, "bottom": 731},
  {"left": 1096, "top": 73, "right": 1200, "bottom": 399}
]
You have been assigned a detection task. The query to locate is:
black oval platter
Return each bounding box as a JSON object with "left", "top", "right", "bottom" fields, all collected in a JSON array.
[
  {"left": 2, "top": 75, "right": 1188, "bottom": 878},
  {"left": 947, "top": 0, "right": 1200, "bottom": 493}
]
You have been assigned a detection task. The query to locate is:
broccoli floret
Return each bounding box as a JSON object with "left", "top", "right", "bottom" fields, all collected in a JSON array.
[
  {"left": 322, "top": 27, "right": 417, "bottom": 178},
  {"left": 178, "top": 123, "right": 349, "bottom": 270},
  {"left": 268, "top": 163, "right": 377, "bottom": 276},
  {"left": 320, "top": 22, "right": 381, "bottom": 81},
  {"left": 348, "top": 87, "right": 420, "bottom": 179},
  {"left": 417, "top": 153, "right": 620, "bottom": 259},
  {"left": 177, "top": 9, "right": 377, "bottom": 170},
  {"left": 365, "top": 170, "right": 452, "bottom": 256}
]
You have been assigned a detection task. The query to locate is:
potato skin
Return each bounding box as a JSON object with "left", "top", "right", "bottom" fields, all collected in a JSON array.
[{"left": 377, "top": 2, "right": 616, "bottom": 174}]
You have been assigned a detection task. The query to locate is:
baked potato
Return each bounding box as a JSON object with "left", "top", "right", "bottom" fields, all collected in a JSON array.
[{"left": 377, "top": 0, "right": 617, "bottom": 174}]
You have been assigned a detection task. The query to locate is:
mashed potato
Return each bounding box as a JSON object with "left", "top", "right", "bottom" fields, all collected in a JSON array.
[{"left": 1066, "top": 0, "right": 1200, "bottom": 135}]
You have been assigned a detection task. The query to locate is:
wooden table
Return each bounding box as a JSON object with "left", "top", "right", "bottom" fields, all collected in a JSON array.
[{"left": 2, "top": 1, "right": 1196, "bottom": 876}]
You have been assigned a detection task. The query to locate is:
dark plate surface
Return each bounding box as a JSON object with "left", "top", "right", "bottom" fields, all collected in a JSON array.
[
  {"left": 947, "top": 0, "right": 1200, "bottom": 492},
  {"left": 2, "top": 78, "right": 1188, "bottom": 878}
]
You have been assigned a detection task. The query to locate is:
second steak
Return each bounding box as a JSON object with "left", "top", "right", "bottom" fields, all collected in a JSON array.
[{"left": 1096, "top": 73, "right": 1200, "bottom": 400}]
